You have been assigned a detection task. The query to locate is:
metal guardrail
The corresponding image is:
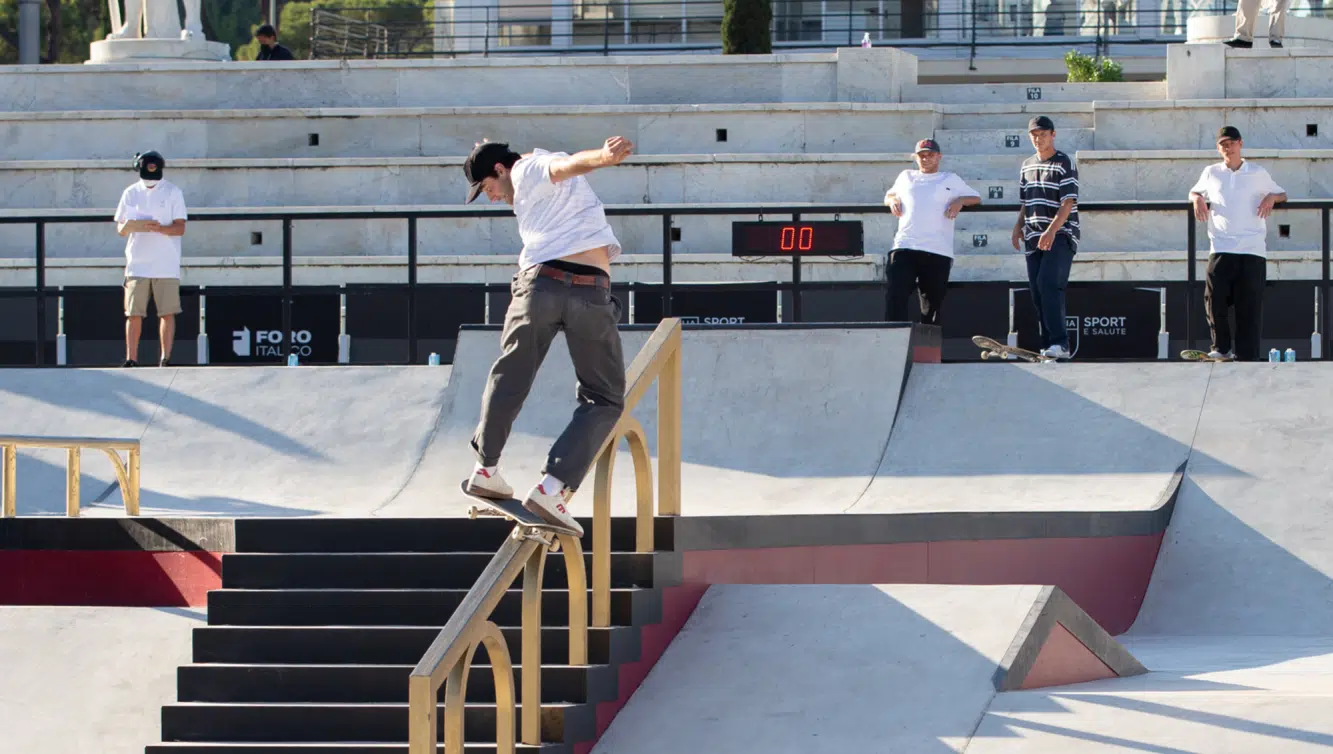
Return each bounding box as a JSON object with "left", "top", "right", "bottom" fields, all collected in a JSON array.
[
  {"left": 311, "top": 0, "right": 1332, "bottom": 60},
  {"left": 0, "top": 435, "right": 141, "bottom": 517},
  {"left": 405, "top": 317, "right": 682, "bottom": 754},
  {"left": 311, "top": 8, "right": 392, "bottom": 59},
  {"left": 1, "top": 201, "right": 1331, "bottom": 362}
]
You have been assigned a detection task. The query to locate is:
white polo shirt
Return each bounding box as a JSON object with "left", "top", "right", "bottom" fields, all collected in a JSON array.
[
  {"left": 114, "top": 179, "right": 188, "bottom": 278},
  {"left": 886, "top": 169, "right": 980, "bottom": 259},
  {"left": 1189, "top": 160, "right": 1285, "bottom": 258},
  {"left": 510, "top": 149, "right": 622, "bottom": 270}
]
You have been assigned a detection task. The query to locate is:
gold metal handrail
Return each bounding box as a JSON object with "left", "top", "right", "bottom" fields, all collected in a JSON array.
[
  {"left": 407, "top": 318, "right": 684, "bottom": 753},
  {"left": 591, "top": 318, "right": 683, "bottom": 627},
  {"left": 0, "top": 435, "right": 141, "bottom": 517}
]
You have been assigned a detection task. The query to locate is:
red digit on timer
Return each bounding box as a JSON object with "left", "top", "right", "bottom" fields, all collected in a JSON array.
[
  {"left": 780, "top": 226, "right": 796, "bottom": 251},
  {"left": 799, "top": 226, "right": 813, "bottom": 251}
]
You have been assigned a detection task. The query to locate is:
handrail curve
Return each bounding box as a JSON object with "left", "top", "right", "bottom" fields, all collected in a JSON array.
[{"left": 408, "top": 317, "right": 683, "bottom": 753}]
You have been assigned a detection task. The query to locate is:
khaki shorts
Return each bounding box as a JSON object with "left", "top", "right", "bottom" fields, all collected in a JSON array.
[{"left": 124, "top": 277, "right": 182, "bottom": 318}]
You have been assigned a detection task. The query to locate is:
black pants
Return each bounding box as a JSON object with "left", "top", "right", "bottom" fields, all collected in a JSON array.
[
  {"left": 1024, "top": 234, "right": 1076, "bottom": 350},
  {"left": 1205, "top": 252, "right": 1267, "bottom": 361},
  {"left": 887, "top": 249, "right": 953, "bottom": 325}
]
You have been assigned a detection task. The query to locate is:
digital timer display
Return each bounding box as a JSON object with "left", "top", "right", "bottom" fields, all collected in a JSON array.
[{"left": 731, "top": 221, "right": 864, "bottom": 257}]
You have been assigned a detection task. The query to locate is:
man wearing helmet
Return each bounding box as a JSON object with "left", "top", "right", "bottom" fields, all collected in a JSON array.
[{"left": 114, "top": 151, "right": 188, "bottom": 367}]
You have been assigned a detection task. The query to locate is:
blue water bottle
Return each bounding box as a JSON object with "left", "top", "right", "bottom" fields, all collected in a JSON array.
[
  {"left": 1285, "top": 348, "right": 1296, "bottom": 363},
  {"left": 1269, "top": 348, "right": 1280, "bottom": 363},
  {"left": 287, "top": 352, "right": 299, "bottom": 367},
  {"left": 428, "top": 352, "right": 441, "bottom": 366}
]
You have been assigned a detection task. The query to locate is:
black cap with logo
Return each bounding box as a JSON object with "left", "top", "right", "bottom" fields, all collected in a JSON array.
[
  {"left": 915, "top": 138, "right": 941, "bottom": 154},
  {"left": 135, "top": 150, "right": 165, "bottom": 180},
  {"left": 1027, "top": 116, "right": 1055, "bottom": 132},
  {"left": 463, "top": 141, "right": 516, "bottom": 203},
  {"left": 1217, "top": 125, "right": 1243, "bottom": 143}
]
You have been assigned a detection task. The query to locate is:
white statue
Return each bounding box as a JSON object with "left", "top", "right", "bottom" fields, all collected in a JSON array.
[{"left": 106, "top": 0, "right": 203, "bottom": 41}]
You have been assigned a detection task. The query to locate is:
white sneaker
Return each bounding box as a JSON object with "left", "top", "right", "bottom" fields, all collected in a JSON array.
[
  {"left": 1040, "top": 345, "right": 1072, "bottom": 360},
  {"left": 465, "top": 467, "right": 513, "bottom": 500},
  {"left": 523, "top": 483, "right": 584, "bottom": 537}
]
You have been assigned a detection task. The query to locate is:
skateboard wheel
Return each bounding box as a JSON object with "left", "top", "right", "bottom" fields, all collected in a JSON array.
[
  {"left": 467, "top": 507, "right": 479, "bottom": 519},
  {"left": 549, "top": 539, "right": 562, "bottom": 553},
  {"left": 981, "top": 351, "right": 993, "bottom": 360}
]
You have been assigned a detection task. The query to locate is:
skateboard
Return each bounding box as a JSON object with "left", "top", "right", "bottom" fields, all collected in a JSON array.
[
  {"left": 460, "top": 481, "right": 582, "bottom": 541},
  {"left": 1180, "top": 350, "right": 1233, "bottom": 362},
  {"left": 973, "top": 335, "right": 1055, "bottom": 363}
]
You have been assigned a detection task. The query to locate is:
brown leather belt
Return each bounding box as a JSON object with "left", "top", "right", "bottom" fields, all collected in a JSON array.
[{"left": 537, "top": 265, "right": 610, "bottom": 289}]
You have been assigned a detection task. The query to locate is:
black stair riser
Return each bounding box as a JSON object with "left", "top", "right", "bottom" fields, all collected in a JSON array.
[
  {"left": 192, "top": 626, "right": 641, "bottom": 666},
  {"left": 146, "top": 743, "right": 564, "bottom": 753},
  {"left": 221, "top": 552, "right": 658, "bottom": 590},
  {"left": 177, "top": 664, "right": 618, "bottom": 704},
  {"left": 234, "top": 518, "right": 673, "bottom": 554},
  {"left": 206, "top": 589, "right": 653, "bottom": 628},
  {"left": 161, "top": 703, "right": 593, "bottom": 744}
]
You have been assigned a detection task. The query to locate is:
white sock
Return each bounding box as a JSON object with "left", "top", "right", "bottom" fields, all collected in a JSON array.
[{"left": 538, "top": 474, "right": 566, "bottom": 496}]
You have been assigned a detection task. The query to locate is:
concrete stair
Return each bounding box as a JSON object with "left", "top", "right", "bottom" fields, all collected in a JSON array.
[{"left": 144, "top": 517, "right": 681, "bottom": 754}]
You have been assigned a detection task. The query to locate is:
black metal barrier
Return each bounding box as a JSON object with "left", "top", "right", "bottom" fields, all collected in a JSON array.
[{"left": 1, "top": 201, "right": 1330, "bottom": 365}]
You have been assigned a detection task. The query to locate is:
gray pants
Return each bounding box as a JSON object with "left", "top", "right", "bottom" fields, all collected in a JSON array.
[{"left": 472, "top": 264, "right": 626, "bottom": 491}]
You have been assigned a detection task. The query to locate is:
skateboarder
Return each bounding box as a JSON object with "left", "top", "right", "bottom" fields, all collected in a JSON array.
[
  {"left": 1189, "top": 126, "right": 1286, "bottom": 361},
  {"left": 1011, "top": 116, "right": 1079, "bottom": 360},
  {"left": 459, "top": 137, "right": 635, "bottom": 538},
  {"left": 883, "top": 138, "right": 981, "bottom": 325}
]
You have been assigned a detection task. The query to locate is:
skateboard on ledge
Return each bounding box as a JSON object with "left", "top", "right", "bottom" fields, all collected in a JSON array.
[
  {"left": 1180, "top": 350, "right": 1233, "bottom": 362},
  {"left": 973, "top": 335, "right": 1055, "bottom": 363},
  {"left": 460, "top": 481, "right": 581, "bottom": 543}
]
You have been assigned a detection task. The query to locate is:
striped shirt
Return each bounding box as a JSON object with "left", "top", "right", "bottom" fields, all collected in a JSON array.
[{"left": 1019, "top": 150, "right": 1079, "bottom": 252}]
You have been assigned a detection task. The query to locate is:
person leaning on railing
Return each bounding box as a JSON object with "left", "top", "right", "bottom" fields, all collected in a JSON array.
[
  {"left": 459, "top": 137, "right": 636, "bottom": 537},
  {"left": 883, "top": 138, "right": 981, "bottom": 326},
  {"left": 1189, "top": 126, "right": 1287, "bottom": 361}
]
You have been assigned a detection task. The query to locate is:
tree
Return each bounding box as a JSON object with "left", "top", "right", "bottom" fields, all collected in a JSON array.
[
  {"left": 722, "top": 0, "right": 771, "bottom": 55},
  {"left": 234, "top": 0, "right": 429, "bottom": 61},
  {"left": 0, "top": 0, "right": 111, "bottom": 64}
]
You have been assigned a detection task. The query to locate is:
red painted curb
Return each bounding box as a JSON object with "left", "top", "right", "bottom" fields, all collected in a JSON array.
[
  {"left": 679, "top": 534, "right": 1164, "bottom": 635},
  {"left": 0, "top": 550, "right": 222, "bottom": 607}
]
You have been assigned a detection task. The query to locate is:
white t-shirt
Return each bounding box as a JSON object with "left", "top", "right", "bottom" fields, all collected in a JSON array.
[
  {"left": 510, "top": 149, "right": 622, "bottom": 270},
  {"left": 114, "top": 179, "right": 188, "bottom": 278},
  {"left": 1190, "top": 160, "right": 1285, "bottom": 258},
  {"left": 886, "top": 170, "right": 980, "bottom": 259}
]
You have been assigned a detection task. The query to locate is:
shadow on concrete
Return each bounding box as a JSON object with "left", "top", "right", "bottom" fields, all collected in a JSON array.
[
  {"left": 11, "top": 454, "right": 320, "bottom": 518},
  {"left": 0, "top": 368, "right": 326, "bottom": 461},
  {"left": 592, "top": 584, "right": 1070, "bottom": 754}
]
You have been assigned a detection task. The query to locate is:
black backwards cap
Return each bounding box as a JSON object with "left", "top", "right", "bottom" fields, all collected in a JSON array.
[{"left": 464, "top": 142, "right": 516, "bottom": 203}]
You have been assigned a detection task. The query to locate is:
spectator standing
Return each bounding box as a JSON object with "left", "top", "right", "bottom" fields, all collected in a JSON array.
[
  {"left": 114, "top": 151, "right": 188, "bottom": 367},
  {"left": 1189, "top": 126, "right": 1287, "bottom": 361},
  {"left": 1226, "top": 0, "right": 1289, "bottom": 48},
  {"left": 1012, "top": 115, "right": 1079, "bottom": 360},
  {"left": 255, "top": 24, "right": 295, "bottom": 60},
  {"left": 883, "top": 138, "right": 981, "bottom": 325}
]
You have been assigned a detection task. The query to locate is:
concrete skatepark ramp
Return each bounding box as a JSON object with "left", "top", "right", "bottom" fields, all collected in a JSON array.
[
  {"left": 389, "top": 324, "right": 911, "bottom": 517},
  {"left": 0, "top": 325, "right": 1194, "bottom": 523},
  {"left": 592, "top": 584, "right": 1144, "bottom": 754},
  {"left": 959, "top": 363, "right": 1333, "bottom": 753},
  {"left": 0, "top": 366, "right": 451, "bottom": 517},
  {"left": 855, "top": 362, "right": 1208, "bottom": 515},
  {"left": 9, "top": 332, "right": 1333, "bottom": 753},
  {"left": 0, "top": 325, "right": 915, "bottom": 519}
]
